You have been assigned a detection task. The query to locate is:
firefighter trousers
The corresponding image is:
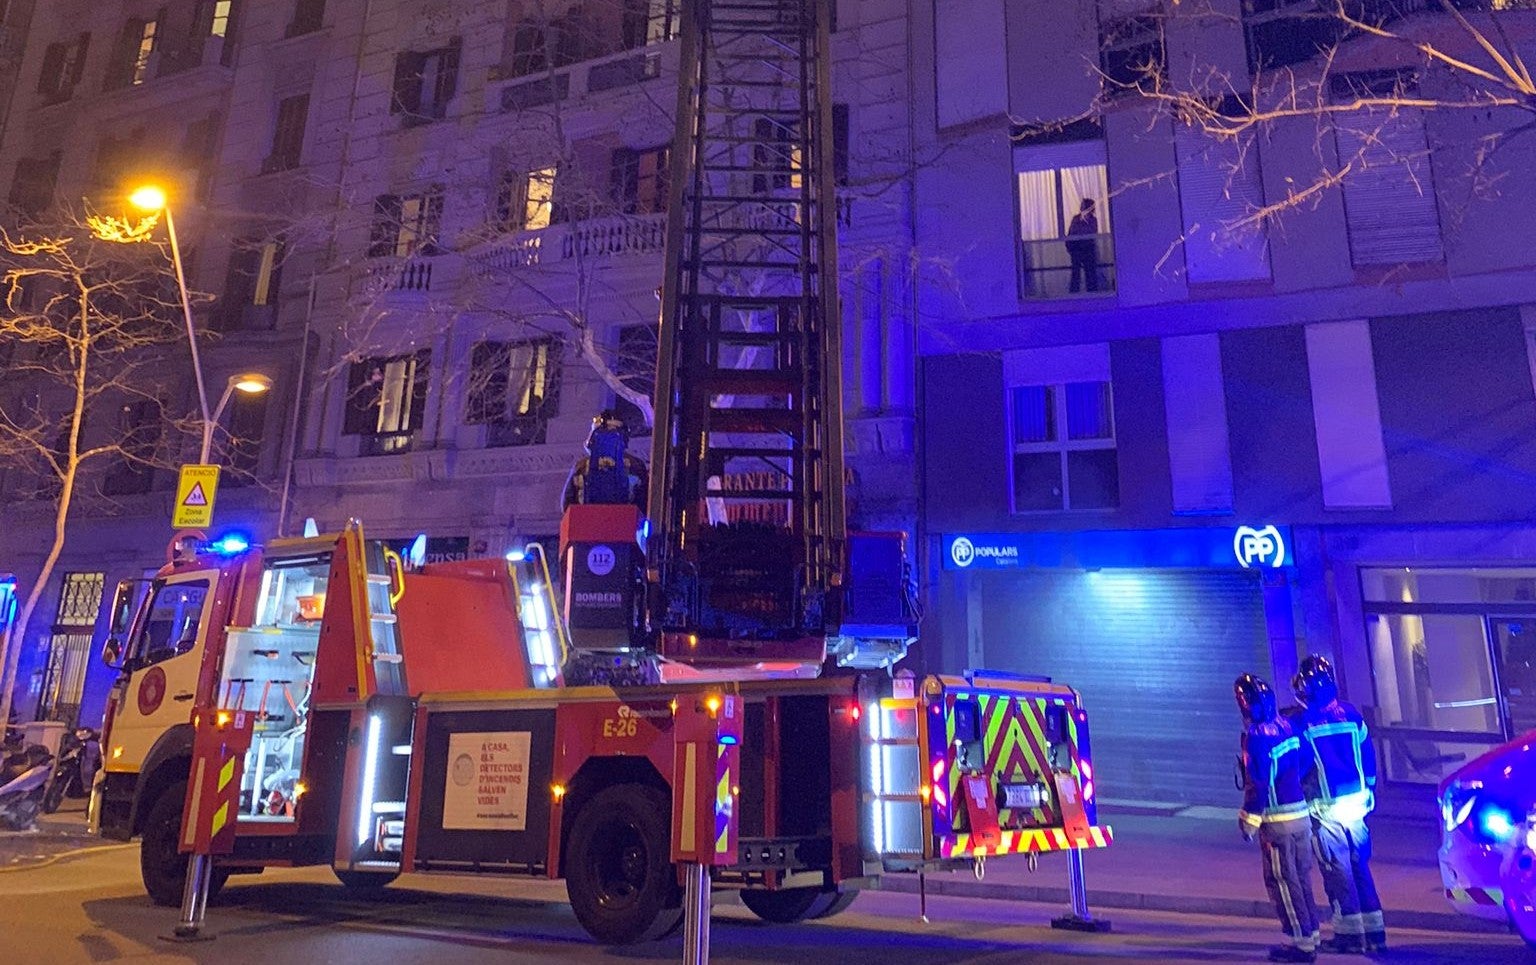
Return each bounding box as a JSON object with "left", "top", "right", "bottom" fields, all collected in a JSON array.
[
  {"left": 1261, "top": 819, "right": 1320, "bottom": 949},
  {"left": 1312, "top": 814, "right": 1383, "bottom": 937}
]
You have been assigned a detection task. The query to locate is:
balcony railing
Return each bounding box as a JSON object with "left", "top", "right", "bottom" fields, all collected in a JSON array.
[
  {"left": 363, "top": 258, "right": 436, "bottom": 293},
  {"left": 359, "top": 431, "right": 417, "bottom": 457},
  {"left": 493, "top": 45, "right": 669, "bottom": 113},
  {"left": 470, "top": 213, "right": 668, "bottom": 276},
  {"left": 1018, "top": 234, "right": 1116, "bottom": 300}
]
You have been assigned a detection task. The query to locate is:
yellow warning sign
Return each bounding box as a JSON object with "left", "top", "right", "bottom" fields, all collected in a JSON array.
[{"left": 172, "top": 464, "right": 221, "bottom": 529}]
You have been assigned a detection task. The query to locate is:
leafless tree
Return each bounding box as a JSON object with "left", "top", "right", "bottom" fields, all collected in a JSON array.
[{"left": 0, "top": 213, "right": 189, "bottom": 728}]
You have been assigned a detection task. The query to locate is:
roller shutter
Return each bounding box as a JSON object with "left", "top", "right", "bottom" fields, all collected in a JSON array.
[{"left": 979, "top": 568, "right": 1269, "bottom": 806}]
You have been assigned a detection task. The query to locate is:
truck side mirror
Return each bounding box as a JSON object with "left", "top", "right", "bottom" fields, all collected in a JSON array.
[{"left": 101, "top": 638, "right": 124, "bottom": 670}]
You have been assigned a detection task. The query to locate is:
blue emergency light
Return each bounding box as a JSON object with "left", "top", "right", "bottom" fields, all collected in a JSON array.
[{"left": 207, "top": 532, "right": 251, "bottom": 556}]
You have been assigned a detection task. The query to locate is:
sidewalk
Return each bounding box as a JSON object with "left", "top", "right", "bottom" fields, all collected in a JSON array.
[
  {"left": 876, "top": 804, "right": 1500, "bottom": 935},
  {"left": 0, "top": 804, "right": 121, "bottom": 871}
]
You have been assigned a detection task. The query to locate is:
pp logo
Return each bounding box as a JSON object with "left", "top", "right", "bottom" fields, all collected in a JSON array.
[
  {"left": 1233, "top": 525, "right": 1286, "bottom": 569},
  {"left": 950, "top": 537, "right": 976, "bottom": 569},
  {"left": 586, "top": 544, "right": 616, "bottom": 576}
]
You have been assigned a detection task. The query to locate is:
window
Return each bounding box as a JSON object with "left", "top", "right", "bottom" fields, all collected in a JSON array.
[
  {"left": 103, "top": 16, "right": 157, "bottom": 89},
  {"left": 832, "top": 103, "right": 850, "bottom": 185},
  {"left": 1014, "top": 132, "right": 1114, "bottom": 298},
  {"left": 495, "top": 166, "right": 556, "bottom": 231},
  {"left": 612, "top": 324, "right": 656, "bottom": 436},
  {"left": 466, "top": 340, "right": 561, "bottom": 447},
  {"left": 611, "top": 145, "right": 669, "bottom": 214},
  {"left": 505, "top": 18, "right": 548, "bottom": 78},
  {"left": 551, "top": 6, "right": 606, "bottom": 67},
  {"left": 392, "top": 38, "right": 461, "bottom": 122},
  {"left": 1332, "top": 73, "right": 1443, "bottom": 267},
  {"left": 205, "top": 0, "right": 233, "bottom": 37},
  {"left": 264, "top": 94, "right": 309, "bottom": 172},
  {"left": 102, "top": 399, "right": 161, "bottom": 496},
  {"left": 131, "top": 579, "right": 209, "bottom": 667},
  {"left": 1010, "top": 382, "right": 1118, "bottom": 511},
  {"left": 8, "top": 152, "right": 61, "bottom": 218},
  {"left": 1174, "top": 113, "right": 1271, "bottom": 283},
  {"left": 1243, "top": 0, "right": 1341, "bottom": 73},
  {"left": 217, "top": 237, "right": 284, "bottom": 330},
  {"left": 37, "top": 572, "right": 105, "bottom": 725},
  {"left": 753, "top": 118, "right": 801, "bottom": 194},
  {"left": 37, "top": 33, "right": 90, "bottom": 102},
  {"left": 224, "top": 387, "right": 267, "bottom": 479},
  {"left": 288, "top": 0, "right": 325, "bottom": 36},
  {"left": 183, "top": 112, "right": 222, "bottom": 198},
  {"left": 622, "top": 0, "right": 680, "bottom": 48},
  {"left": 368, "top": 189, "right": 445, "bottom": 258},
  {"left": 1098, "top": 9, "right": 1164, "bottom": 93},
  {"left": 344, "top": 352, "right": 430, "bottom": 454}
]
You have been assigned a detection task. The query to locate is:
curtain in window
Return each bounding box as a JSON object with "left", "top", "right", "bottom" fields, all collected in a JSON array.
[
  {"left": 1011, "top": 386, "right": 1054, "bottom": 443},
  {"left": 1059, "top": 165, "right": 1108, "bottom": 235},
  {"left": 1016, "top": 170, "right": 1059, "bottom": 241},
  {"left": 1064, "top": 381, "right": 1112, "bottom": 440}
]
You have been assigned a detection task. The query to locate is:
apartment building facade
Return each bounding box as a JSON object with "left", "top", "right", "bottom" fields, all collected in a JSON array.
[
  {"left": 912, "top": 0, "right": 1536, "bottom": 805},
  {"left": 0, "top": 0, "right": 918, "bottom": 727}
]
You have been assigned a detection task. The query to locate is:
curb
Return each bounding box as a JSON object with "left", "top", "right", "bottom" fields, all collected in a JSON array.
[
  {"left": 873, "top": 873, "right": 1505, "bottom": 935},
  {"left": 0, "top": 843, "right": 135, "bottom": 874}
]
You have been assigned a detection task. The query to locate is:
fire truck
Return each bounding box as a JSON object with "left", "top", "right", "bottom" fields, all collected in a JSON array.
[{"left": 91, "top": 0, "right": 1112, "bottom": 945}]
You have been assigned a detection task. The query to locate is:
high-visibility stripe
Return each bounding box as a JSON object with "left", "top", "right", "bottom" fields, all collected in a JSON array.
[
  {"left": 219, "top": 757, "right": 236, "bottom": 792},
  {"left": 715, "top": 746, "right": 732, "bottom": 856},
  {"left": 680, "top": 744, "right": 697, "bottom": 853},
  {"left": 210, "top": 800, "right": 229, "bottom": 839},
  {"left": 1270, "top": 843, "right": 1302, "bottom": 938},
  {"left": 185, "top": 759, "right": 206, "bottom": 849}
]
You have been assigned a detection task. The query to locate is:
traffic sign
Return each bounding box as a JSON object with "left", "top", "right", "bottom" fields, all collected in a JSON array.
[{"left": 173, "top": 464, "right": 221, "bottom": 528}]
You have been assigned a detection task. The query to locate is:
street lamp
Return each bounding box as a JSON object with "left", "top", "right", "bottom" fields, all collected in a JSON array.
[
  {"left": 128, "top": 184, "right": 214, "bottom": 463},
  {"left": 207, "top": 373, "right": 273, "bottom": 464}
]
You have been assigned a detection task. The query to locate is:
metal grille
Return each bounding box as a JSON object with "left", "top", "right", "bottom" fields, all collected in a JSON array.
[
  {"left": 55, "top": 571, "right": 105, "bottom": 626},
  {"left": 37, "top": 572, "right": 105, "bottom": 724},
  {"left": 647, "top": 0, "right": 846, "bottom": 660}
]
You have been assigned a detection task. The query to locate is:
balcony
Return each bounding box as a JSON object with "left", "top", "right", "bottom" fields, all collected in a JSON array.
[
  {"left": 491, "top": 45, "right": 669, "bottom": 113},
  {"left": 360, "top": 256, "right": 453, "bottom": 299},
  {"left": 1018, "top": 235, "right": 1116, "bottom": 300},
  {"left": 470, "top": 213, "right": 668, "bottom": 276}
]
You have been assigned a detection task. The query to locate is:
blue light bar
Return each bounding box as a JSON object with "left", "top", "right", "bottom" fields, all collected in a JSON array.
[
  {"left": 719, "top": 734, "right": 739, "bottom": 746},
  {"left": 506, "top": 547, "right": 528, "bottom": 563},
  {"left": 207, "top": 532, "right": 251, "bottom": 556}
]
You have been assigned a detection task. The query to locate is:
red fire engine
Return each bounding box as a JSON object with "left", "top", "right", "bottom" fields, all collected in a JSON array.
[{"left": 91, "top": 0, "right": 1112, "bottom": 945}]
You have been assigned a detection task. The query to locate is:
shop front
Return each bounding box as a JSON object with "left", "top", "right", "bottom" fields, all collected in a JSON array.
[{"left": 937, "top": 525, "right": 1297, "bottom": 807}]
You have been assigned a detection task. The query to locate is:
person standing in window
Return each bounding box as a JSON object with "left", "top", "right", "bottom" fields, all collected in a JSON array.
[{"left": 1066, "top": 197, "right": 1100, "bottom": 293}]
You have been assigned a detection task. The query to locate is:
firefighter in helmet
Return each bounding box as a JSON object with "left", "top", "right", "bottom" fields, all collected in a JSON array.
[
  {"left": 1236, "top": 672, "right": 1320, "bottom": 963},
  {"left": 562, "top": 410, "right": 648, "bottom": 509},
  {"left": 1291, "top": 655, "right": 1385, "bottom": 953}
]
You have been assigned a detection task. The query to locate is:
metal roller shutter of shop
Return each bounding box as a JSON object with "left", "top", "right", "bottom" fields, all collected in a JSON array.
[{"left": 979, "top": 568, "right": 1269, "bottom": 807}]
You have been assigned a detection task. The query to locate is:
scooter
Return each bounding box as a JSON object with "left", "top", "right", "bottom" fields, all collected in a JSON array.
[
  {"left": 0, "top": 729, "right": 54, "bottom": 831},
  {"left": 43, "top": 727, "right": 100, "bottom": 814}
]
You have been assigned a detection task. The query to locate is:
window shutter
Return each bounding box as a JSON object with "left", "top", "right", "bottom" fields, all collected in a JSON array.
[
  {"left": 435, "top": 37, "right": 461, "bottom": 106},
  {"left": 408, "top": 350, "right": 432, "bottom": 431},
  {"left": 344, "top": 361, "right": 380, "bottom": 434},
  {"left": 1336, "top": 108, "right": 1443, "bottom": 266},
  {"left": 1161, "top": 333, "right": 1234, "bottom": 512},
  {"left": 1174, "top": 125, "right": 1269, "bottom": 283},
  {"left": 38, "top": 43, "right": 66, "bottom": 93},
  {"left": 391, "top": 51, "right": 421, "bottom": 114},
  {"left": 70, "top": 33, "right": 91, "bottom": 86},
  {"left": 1305, "top": 320, "right": 1392, "bottom": 508},
  {"left": 369, "top": 195, "right": 400, "bottom": 257},
  {"left": 610, "top": 146, "right": 636, "bottom": 211}
]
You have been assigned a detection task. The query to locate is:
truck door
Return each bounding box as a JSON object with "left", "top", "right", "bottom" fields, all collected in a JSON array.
[{"left": 103, "top": 571, "right": 218, "bottom": 773}]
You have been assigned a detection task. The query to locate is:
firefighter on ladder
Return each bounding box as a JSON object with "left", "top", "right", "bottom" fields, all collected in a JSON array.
[
  {"left": 562, "top": 410, "right": 648, "bottom": 509},
  {"left": 1291, "top": 655, "right": 1385, "bottom": 954},
  {"left": 1235, "top": 673, "right": 1320, "bottom": 963}
]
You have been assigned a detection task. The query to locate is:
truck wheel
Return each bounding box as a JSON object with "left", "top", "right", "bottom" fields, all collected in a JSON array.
[
  {"left": 564, "top": 783, "right": 682, "bottom": 944},
  {"left": 140, "top": 781, "right": 228, "bottom": 906},
  {"left": 335, "top": 869, "right": 399, "bottom": 890},
  {"left": 740, "top": 887, "right": 848, "bottom": 923}
]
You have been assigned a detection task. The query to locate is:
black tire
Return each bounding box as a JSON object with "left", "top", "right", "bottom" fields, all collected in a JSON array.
[
  {"left": 43, "top": 777, "right": 67, "bottom": 814},
  {"left": 334, "top": 868, "right": 399, "bottom": 890},
  {"left": 740, "top": 887, "right": 845, "bottom": 924},
  {"left": 140, "top": 781, "right": 231, "bottom": 906},
  {"left": 564, "top": 783, "right": 682, "bottom": 944},
  {"left": 810, "top": 889, "right": 858, "bottom": 920}
]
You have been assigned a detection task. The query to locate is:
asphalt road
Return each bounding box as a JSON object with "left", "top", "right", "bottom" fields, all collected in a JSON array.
[{"left": 1, "top": 846, "right": 1531, "bottom": 964}]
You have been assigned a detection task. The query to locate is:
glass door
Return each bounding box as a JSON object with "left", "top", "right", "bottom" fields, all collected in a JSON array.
[{"left": 1491, "top": 618, "right": 1536, "bottom": 738}]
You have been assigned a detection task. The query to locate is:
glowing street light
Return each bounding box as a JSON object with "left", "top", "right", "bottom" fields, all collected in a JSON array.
[{"left": 128, "top": 184, "right": 168, "bottom": 212}]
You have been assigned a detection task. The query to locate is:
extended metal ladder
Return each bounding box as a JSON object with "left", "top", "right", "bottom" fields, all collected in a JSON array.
[{"left": 648, "top": 0, "right": 846, "bottom": 663}]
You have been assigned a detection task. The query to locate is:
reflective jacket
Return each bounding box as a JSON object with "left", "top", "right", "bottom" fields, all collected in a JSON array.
[
  {"left": 1295, "top": 699, "right": 1376, "bottom": 819},
  {"left": 1239, "top": 716, "right": 1312, "bottom": 831}
]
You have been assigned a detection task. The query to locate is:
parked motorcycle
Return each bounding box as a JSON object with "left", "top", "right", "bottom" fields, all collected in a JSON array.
[
  {"left": 0, "top": 728, "right": 54, "bottom": 831},
  {"left": 43, "top": 727, "right": 100, "bottom": 814}
]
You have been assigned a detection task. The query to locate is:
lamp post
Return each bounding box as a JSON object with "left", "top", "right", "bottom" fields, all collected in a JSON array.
[
  {"left": 127, "top": 185, "right": 218, "bottom": 463},
  {"left": 209, "top": 373, "right": 274, "bottom": 463}
]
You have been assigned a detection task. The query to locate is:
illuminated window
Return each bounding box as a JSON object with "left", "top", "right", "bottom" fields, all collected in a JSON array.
[
  {"left": 1010, "top": 382, "right": 1117, "bottom": 512},
  {"left": 466, "top": 340, "right": 562, "bottom": 447},
  {"left": 368, "top": 189, "right": 445, "bottom": 258},
  {"left": 344, "top": 352, "right": 431, "bottom": 454},
  {"left": 611, "top": 145, "right": 669, "bottom": 214},
  {"left": 131, "top": 18, "right": 157, "bottom": 85},
  {"left": 1014, "top": 132, "right": 1114, "bottom": 298},
  {"left": 495, "top": 166, "right": 557, "bottom": 231}
]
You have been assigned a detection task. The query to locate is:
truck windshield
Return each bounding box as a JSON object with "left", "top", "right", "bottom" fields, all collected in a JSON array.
[{"left": 134, "top": 580, "right": 211, "bottom": 666}]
